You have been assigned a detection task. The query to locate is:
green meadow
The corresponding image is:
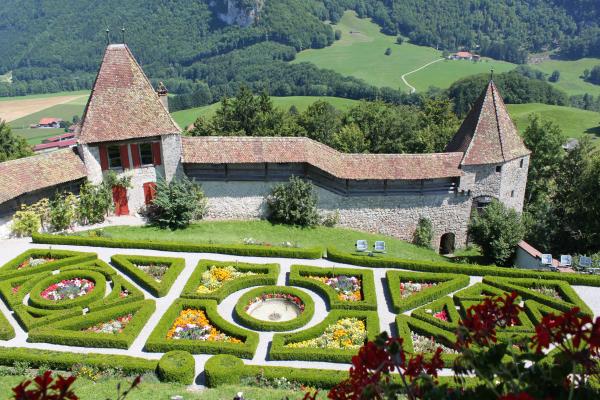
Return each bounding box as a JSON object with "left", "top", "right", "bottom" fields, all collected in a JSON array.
[
  {"left": 506, "top": 103, "right": 600, "bottom": 142},
  {"left": 293, "top": 11, "right": 515, "bottom": 92},
  {"left": 532, "top": 57, "right": 600, "bottom": 97},
  {"left": 0, "top": 90, "right": 89, "bottom": 102},
  {"left": 171, "top": 96, "right": 359, "bottom": 128}
]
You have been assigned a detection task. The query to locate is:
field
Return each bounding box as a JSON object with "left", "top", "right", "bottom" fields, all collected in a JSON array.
[
  {"left": 532, "top": 57, "right": 600, "bottom": 97},
  {"left": 171, "top": 96, "right": 359, "bottom": 128},
  {"left": 506, "top": 103, "right": 600, "bottom": 141},
  {"left": 292, "top": 11, "right": 515, "bottom": 92}
]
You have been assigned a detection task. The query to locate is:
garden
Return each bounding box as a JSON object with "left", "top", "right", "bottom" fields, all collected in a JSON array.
[{"left": 0, "top": 239, "right": 599, "bottom": 399}]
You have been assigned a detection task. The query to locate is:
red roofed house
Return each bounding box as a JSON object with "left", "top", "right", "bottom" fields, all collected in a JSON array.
[
  {"left": 0, "top": 43, "right": 530, "bottom": 253},
  {"left": 38, "top": 118, "right": 63, "bottom": 128}
]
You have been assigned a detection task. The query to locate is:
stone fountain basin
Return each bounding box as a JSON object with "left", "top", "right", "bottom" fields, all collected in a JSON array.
[{"left": 246, "top": 298, "right": 301, "bottom": 322}]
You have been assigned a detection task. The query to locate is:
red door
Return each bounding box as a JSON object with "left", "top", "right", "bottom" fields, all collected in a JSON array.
[{"left": 112, "top": 186, "right": 129, "bottom": 216}]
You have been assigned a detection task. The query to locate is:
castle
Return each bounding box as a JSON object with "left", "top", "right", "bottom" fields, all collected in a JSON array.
[{"left": 0, "top": 44, "right": 531, "bottom": 252}]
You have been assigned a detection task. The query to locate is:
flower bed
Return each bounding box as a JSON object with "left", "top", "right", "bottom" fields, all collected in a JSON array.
[
  {"left": 83, "top": 314, "right": 133, "bottom": 334},
  {"left": 0, "top": 249, "right": 97, "bottom": 280},
  {"left": 196, "top": 265, "right": 256, "bottom": 294},
  {"left": 286, "top": 318, "right": 366, "bottom": 350},
  {"left": 111, "top": 255, "right": 185, "bottom": 298},
  {"left": 18, "top": 257, "right": 55, "bottom": 270},
  {"left": 531, "top": 285, "right": 562, "bottom": 301},
  {"left": 167, "top": 309, "right": 241, "bottom": 343},
  {"left": 134, "top": 263, "right": 168, "bottom": 282},
  {"left": 308, "top": 275, "right": 362, "bottom": 302},
  {"left": 400, "top": 281, "right": 437, "bottom": 299},
  {"left": 40, "top": 278, "right": 95, "bottom": 301},
  {"left": 411, "top": 332, "right": 458, "bottom": 354}
]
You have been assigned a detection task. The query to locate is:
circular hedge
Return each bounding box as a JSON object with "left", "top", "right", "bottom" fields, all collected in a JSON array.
[
  {"left": 157, "top": 350, "right": 195, "bottom": 384},
  {"left": 28, "top": 270, "right": 106, "bottom": 310},
  {"left": 234, "top": 286, "right": 314, "bottom": 332}
]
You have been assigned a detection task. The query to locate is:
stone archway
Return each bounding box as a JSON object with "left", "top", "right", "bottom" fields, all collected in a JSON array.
[{"left": 439, "top": 232, "right": 455, "bottom": 255}]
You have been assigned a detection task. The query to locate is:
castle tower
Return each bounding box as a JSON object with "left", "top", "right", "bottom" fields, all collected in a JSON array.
[{"left": 446, "top": 80, "right": 531, "bottom": 212}]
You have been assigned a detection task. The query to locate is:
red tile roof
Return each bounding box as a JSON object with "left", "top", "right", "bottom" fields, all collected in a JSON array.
[
  {"left": 33, "top": 139, "right": 78, "bottom": 152},
  {"left": 518, "top": 241, "right": 560, "bottom": 267},
  {"left": 446, "top": 81, "right": 530, "bottom": 165},
  {"left": 43, "top": 132, "right": 76, "bottom": 143},
  {"left": 39, "top": 118, "right": 62, "bottom": 125},
  {"left": 181, "top": 136, "right": 464, "bottom": 180},
  {"left": 455, "top": 51, "right": 473, "bottom": 58},
  {"left": 78, "top": 44, "right": 180, "bottom": 144},
  {"left": 0, "top": 149, "right": 86, "bottom": 204}
]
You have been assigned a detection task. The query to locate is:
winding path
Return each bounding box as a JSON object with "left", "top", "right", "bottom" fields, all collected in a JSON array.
[{"left": 400, "top": 58, "right": 444, "bottom": 93}]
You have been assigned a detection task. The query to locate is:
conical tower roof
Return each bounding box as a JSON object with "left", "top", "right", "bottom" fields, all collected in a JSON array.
[
  {"left": 446, "top": 80, "right": 530, "bottom": 165},
  {"left": 78, "top": 44, "right": 180, "bottom": 144}
]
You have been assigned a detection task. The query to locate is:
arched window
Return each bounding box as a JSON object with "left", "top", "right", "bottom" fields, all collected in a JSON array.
[{"left": 439, "top": 233, "right": 456, "bottom": 255}]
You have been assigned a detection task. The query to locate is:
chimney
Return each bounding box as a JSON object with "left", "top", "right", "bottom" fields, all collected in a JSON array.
[{"left": 157, "top": 81, "right": 169, "bottom": 112}]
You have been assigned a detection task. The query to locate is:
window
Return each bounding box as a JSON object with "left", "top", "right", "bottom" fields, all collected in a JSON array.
[
  {"left": 495, "top": 165, "right": 502, "bottom": 173},
  {"left": 107, "top": 146, "right": 122, "bottom": 169},
  {"left": 519, "top": 159, "right": 524, "bottom": 168},
  {"left": 511, "top": 190, "right": 515, "bottom": 198},
  {"left": 139, "top": 143, "right": 153, "bottom": 165}
]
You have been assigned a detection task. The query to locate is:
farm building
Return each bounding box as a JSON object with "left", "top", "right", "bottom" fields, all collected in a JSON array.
[
  {"left": 37, "top": 117, "right": 63, "bottom": 128},
  {"left": 0, "top": 44, "right": 530, "bottom": 252},
  {"left": 449, "top": 51, "right": 480, "bottom": 61},
  {"left": 33, "top": 132, "right": 77, "bottom": 153}
]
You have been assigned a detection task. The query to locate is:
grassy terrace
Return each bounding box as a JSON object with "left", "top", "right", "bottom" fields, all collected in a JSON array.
[{"left": 83, "top": 221, "right": 447, "bottom": 262}]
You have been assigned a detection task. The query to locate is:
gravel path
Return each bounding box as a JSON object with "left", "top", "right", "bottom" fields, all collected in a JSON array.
[{"left": 0, "top": 238, "right": 598, "bottom": 387}]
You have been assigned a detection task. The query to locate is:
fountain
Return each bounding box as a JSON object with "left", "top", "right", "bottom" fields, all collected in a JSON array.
[{"left": 246, "top": 296, "right": 302, "bottom": 322}]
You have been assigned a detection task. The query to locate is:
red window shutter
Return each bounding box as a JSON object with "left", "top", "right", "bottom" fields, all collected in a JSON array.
[
  {"left": 119, "top": 145, "right": 130, "bottom": 169},
  {"left": 143, "top": 182, "right": 157, "bottom": 205},
  {"left": 151, "top": 142, "right": 162, "bottom": 166},
  {"left": 130, "top": 144, "right": 141, "bottom": 168},
  {"left": 99, "top": 145, "right": 109, "bottom": 171}
]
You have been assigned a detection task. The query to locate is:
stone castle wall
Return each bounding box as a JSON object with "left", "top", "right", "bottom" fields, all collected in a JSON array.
[
  {"left": 499, "top": 156, "right": 529, "bottom": 211},
  {"left": 200, "top": 181, "right": 472, "bottom": 249}
]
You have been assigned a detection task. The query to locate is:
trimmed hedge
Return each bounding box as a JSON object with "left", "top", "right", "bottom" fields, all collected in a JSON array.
[
  {"left": 144, "top": 299, "right": 259, "bottom": 358},
  {"left": 0, "top": 249, "right": 97, "bottom": 279},
  {"left": 524, "top": 300, "right": 562, "bottom": 326},
  {"left": 157, "top": 351, "right": 196, "bottom": 384},
  {"left": 27, "top": 270, "right": 107, "bottom": 310},
  {"left": 327, "top": 248, "right": 600, "bottom": 286},
  {"left": 33, "top": 233, "right": 324, "bottom": 259},
  {"left": 410, "top": 296, "right": 461, "bottom": 332},
  {"left": 386, "top": 271, "right": 469, "bottom": 313},
  {"left": 270, "top": 309, "right": 379, "bottom": 363},
  {"left": 453, "top": 282, "right": 507, "bottom": 301},
  {"left": 111, "top": 254, "right": 185, "bottom": 297},
  {"left": 0, "top": 309, "right": 15, "bottom": 340},
  {"left": 456, "top": 298, "right": 536, "bottom": 334},
  {"left": 180, "top": 260, "right": 279, "bottom": 303},
  {"left": 234, "top": 286, "right": 314, "bottom": 332},
  {"left": 289, "top": 265, "right": 377, "bottom": 311},
  {"left": 482, "top": 277, "right": 593, "bottom": 316},
  {"left": 0, "top": 347, "right": 157, "bottom": 375},
  {"left": 396, "top": 315, "right": 458, "bottom": 367},
  {"left": 27, "top": 300, "right": 155, "bottom": 349}
]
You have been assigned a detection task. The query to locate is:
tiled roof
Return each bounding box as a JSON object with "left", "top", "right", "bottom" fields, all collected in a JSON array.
[
  {"left": 0, "top": 149, "right": 86, "bottom": 204},
  {"left": 181, "top": 136, "right": 464, "bottom": 180},
  {"left": 39, "top": 118, "right": 62, "bottom": 125},
  {"left": 33, "top": 139, "right": 77, "bottom": 152},
  {"left": 78, "top": 44, "right": 180, "bottom": 144},
  {"left": 446, "top": 80, "right": 530, "bottom": 165},
  {"left": 518, "top": 241, "right": 560, "bottom": 268}
]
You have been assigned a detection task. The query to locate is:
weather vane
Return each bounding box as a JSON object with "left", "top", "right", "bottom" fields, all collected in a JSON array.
[
  {"left": 105, "top": 28, "right": 110, "bottom": 45},
  {"left": 121, "top": 27, "right": 126, "bottom": 44}
]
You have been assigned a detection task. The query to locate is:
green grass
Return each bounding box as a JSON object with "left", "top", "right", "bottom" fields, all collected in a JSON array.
[
  {"left": 0, "top": 376, "right": 321, "bottom": 400},
  {"left": 293, "top": 11, "right": 515, "bottom": 92},
  {"left": 89, "top": 220, "right": 447, "bottom": 262},
  {"left": 0, "top": 90, "right": 89, "bottom": 102},
  {"left": 531, "top": 57, "right": 600, "bottom": 97},
  {"left": 506, "top": 103, "right": 600, "bottom": 141},
  {"left": 171, "top": 96, "right": 359, "bottom": 128}
]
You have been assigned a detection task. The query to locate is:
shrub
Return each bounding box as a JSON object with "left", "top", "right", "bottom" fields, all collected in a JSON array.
[
  {"left": 48, "top": 191, "right": 77, "bottom": 232},
  {"left": 320, "top": 210, "right": 340, "bottom": 227},
  {"left": 111, "top": 255, "right": 185, "bottom": 297},
  {"left": 469, "top": 199, "right": 526, "bottom": 266},
  {"left": 267, "top": 176, "right": 319, "bottom": 227},
  {"left": 334, "top": 29, "right": 342, "bottom": 40},
  {"left": 157, "top": 351, "right": 195, "bottom": 384},
  {"left": 77, "top": 181, "right": 112, "bottom": 225},
  {"left": 385, "top": 47, "right": 392, "bottom": 55},
  {"left": 413, "top": 217, "right": 433, "bottom": 248},
  {"left": 148, "top": 176, "right": 207, "bottom": 230},
  {"left": 0, "top": 309, "right": 15, "bottom": 340},
  {"left": 10, "top": 210, "right": 41, "bottom": 237}
]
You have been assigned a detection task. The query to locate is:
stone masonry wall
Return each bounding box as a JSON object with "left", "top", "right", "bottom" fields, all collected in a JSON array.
[
  {"left": 499, "top": 156, "right": 529, "bottom": 212},
  {"left": 200, "top": 181, "right": 472, "bottom": 249},
  {"left": 161, "top": 134, "right": 184, "bottom": 181}
]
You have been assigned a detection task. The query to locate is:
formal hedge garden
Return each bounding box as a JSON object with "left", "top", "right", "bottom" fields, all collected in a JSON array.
[{"left": 111, "top": 254, "right": 185, "bottom": 297}]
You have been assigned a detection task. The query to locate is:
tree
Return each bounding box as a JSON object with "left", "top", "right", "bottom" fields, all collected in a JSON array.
[
  {"left": 267, "top": 176, "right": 319, "bottom": 227},
  {"left": 334, "top": 30, "right": 342, "bottom": 40},
  {"left": 549, "top": 70, "right": 561, "bottom": 82},
  {"left": 385, "top": 47, "right": 392, "bottom": 56},
  {"left": 330, "top": 124, "right": 368, "bottom": 153},
  {"left": 522, "top": 114, "right": 564, "bottom": 206},
  {"left": 587, "top": 65, "right": 600, "bottom": 85},
  {"left": 396, "top": 36, "right": 404, "bottom": 45},
  {"left": 48, "top": 192, "right": 78, "bottom": 232},
  {"left": 148, "top": 176, "right": 207, "bottom": 230},
  {"left": 0, "top": 120, "right": 32, "bottom": 162},
  {"left": 468, "top": 200, "right": 526, "bottom": 266},
  {"left": 413, "top": 217, "right": 433, "bottom": 248},
  {"left": 298, "top": 100, "right": 341, "bottom": 147}
]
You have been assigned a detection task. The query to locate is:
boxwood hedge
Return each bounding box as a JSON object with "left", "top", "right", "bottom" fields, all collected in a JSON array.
[
  {"left": 157, "top": 350, "right": 196, "bottom": 384},
  {"left": 386, "top": 271, "right": 469, "bottom": 313},
  {"left": 27, "top": 270, "right": 107, "bottom": 310},
  {"left": 111, "top": 254, "right": 185, "bottom": 298},
  {"left": 289, "top": 265, "right": 377, "bottom": 311},
  {"left": 234, "top": 286, "right": 314, "bottom": 331},
  {"left": 28, "top": 300, "right": 155, "bottom": 349},
  {"left": 452, "top": 282, "right": 507, "bottom": 301},
  {"left": 144, "top": 298, "right": 259, "bottom": 358},
  {"left": 270, "top": 309, "right": 379, "bottom": 363},
  {"left": 396, "top": 314, "right": 458, "bottom": 367},
  {"left": 33, "top": 233, "right": 323, "bottom": 259},
  {"left": 0, "top": 309, "right": 15, "bottom": 340},
  {"left": 410, "top": 296, "right": 461, "bottom": 332},
  {"left": 180, "top": 260, "right": 279, "bottom": 303},
  {"left": 0, "top": 249, "right": 97, "bottom": 279},
  {"left": 327, "top": 248, "right": 600, "bottom": 286},
  {"left": 456, "top": 298, "right": 536, "bottom": 335}
]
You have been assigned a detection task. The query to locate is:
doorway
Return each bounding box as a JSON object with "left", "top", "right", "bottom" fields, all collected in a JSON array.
[
  {"left": 439, "top": 233, "right": 455, "bottom": 255},
  {"left": 112, "top": 186, "right": 129, "bottom": 216}
]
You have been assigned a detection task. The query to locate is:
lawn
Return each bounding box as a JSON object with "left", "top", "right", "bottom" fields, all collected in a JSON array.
[
  {"left": 531, "top": 57, "right": 600, "bottom": 97},
  {"left": 171, "top": 96, "right": 359, "bottom": 128},
  {"left": 292, "top": 11, "right": 515, "bottom": 92},
  {"left": 0, "top": 90, "right": 90, "bottom": 102},
  {"left": 88, "top": 220, "right": 447, "bottom": 262},
  {"left": 0, "top": 375, "right": 319, "bottom": 400},
  {"left": 506, "top": 103, "right": 600, "bottom": 141}
]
